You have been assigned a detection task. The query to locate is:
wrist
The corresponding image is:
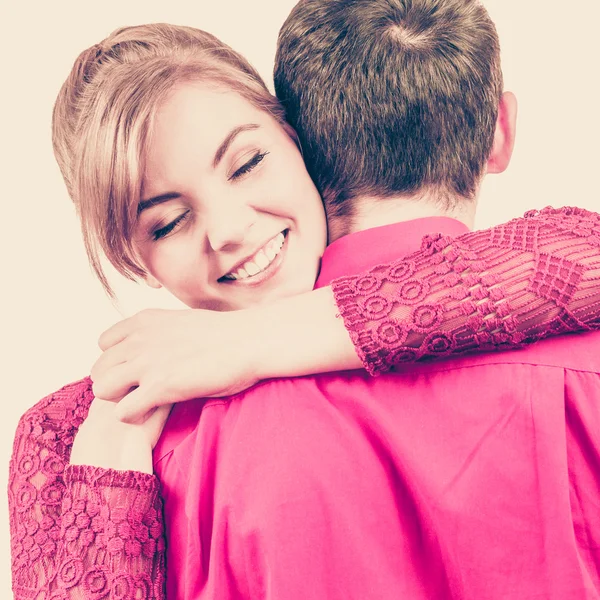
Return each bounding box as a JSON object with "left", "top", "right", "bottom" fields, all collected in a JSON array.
[
  {"left": 244, "top": 286, "right": 361, "bottom": 381},
  {"left": 70, "top": 433, "right": 154, "bottom": 474},
  {"left": 70, "top": 403, "right": 155, "bottom": 475},
  {"left": 227, "top": 307, "right": 269, "bottom": 382}
]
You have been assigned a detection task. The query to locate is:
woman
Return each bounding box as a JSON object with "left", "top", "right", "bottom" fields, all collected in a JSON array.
[{"left": 9, "top": 23, "right": 600, "bottom": 599}]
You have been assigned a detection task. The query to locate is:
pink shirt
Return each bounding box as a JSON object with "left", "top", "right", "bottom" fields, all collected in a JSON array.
[{"left": 154, "top": 218, "right": 600, "bottom": 599}]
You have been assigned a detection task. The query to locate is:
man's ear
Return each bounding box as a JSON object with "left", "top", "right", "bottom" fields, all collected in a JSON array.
[
  {"left": 487, "top": 91, "right": 518, "bottom": 174},
  {"left": 145, "top": 273, "right": 162, "bottom": 290}
]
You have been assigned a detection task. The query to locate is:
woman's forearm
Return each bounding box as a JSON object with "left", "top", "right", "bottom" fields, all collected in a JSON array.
[
  {"left": 250, "top": 285, "right": 362, "bottom": 381},
  {"left": 255, "top": 206, "right": 600, "bottom": 377},
  {"left": 94, "top": 206, "right": 600, "bottom": 422}
]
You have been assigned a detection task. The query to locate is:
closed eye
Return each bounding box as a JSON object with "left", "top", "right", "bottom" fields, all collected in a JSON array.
[
  {"left": 229, "top": 151, "right": 269, "bottom": 181},
  {"left": 152, "top": 211, "right": 190, "bottom": 241}
]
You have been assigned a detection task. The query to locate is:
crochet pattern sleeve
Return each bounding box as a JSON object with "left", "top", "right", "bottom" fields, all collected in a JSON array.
[
  {"left": 8, "top": 377, "right": 166, "bottom": 600},
  {"left": 332, "top": 206, "right": 600, "bottom": 374}
]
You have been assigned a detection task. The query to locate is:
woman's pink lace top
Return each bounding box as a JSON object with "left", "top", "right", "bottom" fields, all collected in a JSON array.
[{"left": 8, "top": 207, "right": 600, "bottom": 599}]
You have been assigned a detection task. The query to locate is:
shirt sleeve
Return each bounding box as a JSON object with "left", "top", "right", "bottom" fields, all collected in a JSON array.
[
  {"left": 331, "top": 206, "right": 600, "bottom": 375},
  {"left": 8, "top": 377, "right": 166, "bottom": 600}
]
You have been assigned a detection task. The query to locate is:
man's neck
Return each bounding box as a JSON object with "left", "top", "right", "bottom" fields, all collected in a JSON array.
[{"left": 327, "top": 192, "right": 477, "bottom": 242}]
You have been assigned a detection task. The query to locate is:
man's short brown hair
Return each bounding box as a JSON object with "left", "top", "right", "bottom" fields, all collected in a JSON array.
[{"left": 274, "top": 0, "right": 503, "bottom": 218}]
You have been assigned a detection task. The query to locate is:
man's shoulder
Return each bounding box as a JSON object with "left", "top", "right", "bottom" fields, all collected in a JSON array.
[
  {"left": 473, "top": 330, "right": 600, "bottom": 373},
  {"left": 392, "top": 331, "right": 600, "bottom": 377},
  {"left": 226, "top": 331, "right": 600, "bottom": 398},
  {"left": 183, "top": 330, "right": 600, "bottom": 437}
]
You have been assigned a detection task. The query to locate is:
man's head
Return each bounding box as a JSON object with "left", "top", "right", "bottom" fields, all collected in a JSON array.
[{"left": 275, "top": 0, "right": 516, "bottom": 233}]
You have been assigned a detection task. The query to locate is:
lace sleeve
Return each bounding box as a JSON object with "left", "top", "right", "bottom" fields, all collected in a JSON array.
[
  {"left": 332, "top": 206, "right": 600, "bottom": 374},
  {"left": 8, "top": 378, "right": 166, "bottom": 599}
]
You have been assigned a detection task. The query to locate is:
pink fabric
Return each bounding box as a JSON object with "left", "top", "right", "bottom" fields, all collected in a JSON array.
[
  {"left": 331, "top": 207, "right": 600, "bottom": 373},
  {"left": 8, "top": 378, "right": 166, "bottom": 600},
  {"left": 9, "top": 207, "right": 600, "bottom": 599},
  {"left": 155, "top": 211, "right": 600, "bottom": 599}
]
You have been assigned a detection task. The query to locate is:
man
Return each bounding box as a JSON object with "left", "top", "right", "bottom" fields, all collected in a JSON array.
[{"left": 140, "top": 1, "right": 600, "bottom": 597}]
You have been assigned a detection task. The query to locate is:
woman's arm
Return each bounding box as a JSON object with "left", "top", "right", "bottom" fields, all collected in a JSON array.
[
  {"left": 237, "top": 207, "right": 600, "bottom": 377},
  {"left": 8, "top": 378, "right": 166, "bottom": 600},
  {"left": 329, "top": 205, "right": 600, "bottom": 373},
  {"left": 94, "top": 206, "right": 600, "bottom": 422}
]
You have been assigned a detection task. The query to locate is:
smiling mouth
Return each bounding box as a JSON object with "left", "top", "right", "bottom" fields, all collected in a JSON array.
[{"left": 219, "top": 231, "right": 288, "bottom": 282}]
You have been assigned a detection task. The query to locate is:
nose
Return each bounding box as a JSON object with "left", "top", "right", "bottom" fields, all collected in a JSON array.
[{"left": 205, "top": 201, "right": 256, "bottom": 252}]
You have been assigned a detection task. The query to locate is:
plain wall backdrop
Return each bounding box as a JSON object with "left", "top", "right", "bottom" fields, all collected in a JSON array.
[{"left": 1, "top": 0, "right": 599, "bottom": 594}]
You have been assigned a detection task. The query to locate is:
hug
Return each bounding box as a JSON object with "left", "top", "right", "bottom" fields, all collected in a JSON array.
[{"left": 9, "top": 0, "right": 600, "bottom": 598}]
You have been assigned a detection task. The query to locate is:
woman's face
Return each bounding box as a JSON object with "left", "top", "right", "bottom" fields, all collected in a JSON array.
[{"left": 134, "top": 81, "right": 327, "bottom": 311}]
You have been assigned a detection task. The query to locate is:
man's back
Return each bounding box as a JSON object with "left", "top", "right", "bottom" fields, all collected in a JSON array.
[
  {"left": 154, "top": 215, "right": 600, "bottom": 599},
  {"left": 152, "top": 0, "right": 600, "bottom": 594},
  {"left": 155, "top": 329, "right": 600, "bottom": 599}
]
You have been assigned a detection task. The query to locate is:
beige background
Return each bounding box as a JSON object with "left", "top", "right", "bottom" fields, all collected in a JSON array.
[{"left": 1, "top": 0, "right": 599, "bottom": 594}]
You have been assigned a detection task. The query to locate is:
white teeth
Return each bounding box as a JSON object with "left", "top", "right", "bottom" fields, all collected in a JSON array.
[
  {"left": 274, "top": 232, "right": 284, "bottom": 249},
  {"left": 223, "top": 232, "right": 286, "bottom": 281},
  {"left": 244, "top": 262, "right": 260, "bottom": 276},
  {"left": 254, "top": 250, "right": 270, "bottom": 270}
]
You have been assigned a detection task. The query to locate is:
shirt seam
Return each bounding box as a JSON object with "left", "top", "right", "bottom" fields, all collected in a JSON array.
[
  {"left": 392, "top": 358, "right": 600, "bottom": 377},
  {"left": 201, "top": 362, "right": 600, "bottom": 407}
]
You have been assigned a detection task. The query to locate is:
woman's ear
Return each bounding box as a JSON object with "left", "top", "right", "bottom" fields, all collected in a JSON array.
[
  {"left": 145, "top": 273, "right": 162, "bottom": 290},
  {"left": 487, "top": 91, "right": 518, "bottom": 175}
]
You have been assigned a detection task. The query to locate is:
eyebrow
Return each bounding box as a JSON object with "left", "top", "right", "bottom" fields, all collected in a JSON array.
[
  {"left": 138, "top": 123, "right": 261, "bottom": 214},
  {"left": 137, "top": 192, "right": 181, "bottom": 215},
  {"left": 213, "top": 123, "right": 261, "bottom": 168}
]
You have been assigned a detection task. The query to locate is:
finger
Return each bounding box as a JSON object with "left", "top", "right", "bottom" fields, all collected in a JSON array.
[
  {"left": 91, "top": 338, "right": 132, "bottom": 382},
  {"left": 86, "top": 397, "right": 120, "bottom": 418},
  {"left": 92, "top": 361, "right": 140, "bottom": 401},
  {"left": 98, "top": 316, "right": 135, "bottom": 351},
  {"left": 114, "top": 382, "right": 172, "bottom": 424}
]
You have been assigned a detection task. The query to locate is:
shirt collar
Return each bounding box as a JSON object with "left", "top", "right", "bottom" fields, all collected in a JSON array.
[{"left": 315, "top": 217, "right": 470, "bottom": 287}]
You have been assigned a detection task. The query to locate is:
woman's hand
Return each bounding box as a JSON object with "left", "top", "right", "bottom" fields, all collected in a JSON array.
[
  {"left": 91, "top": 288, "right": 359, "bottom": 423},
  {"left": 69, "top": 398, "right": 171, "bottom": 474},
  {"left": 91, "top": 308, "right": 263, "bottom": 423}
]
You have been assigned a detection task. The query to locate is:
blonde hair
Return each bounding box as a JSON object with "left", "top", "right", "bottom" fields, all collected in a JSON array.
[{"left": 52, "top": 23, "right": 287, "bottom": 296}]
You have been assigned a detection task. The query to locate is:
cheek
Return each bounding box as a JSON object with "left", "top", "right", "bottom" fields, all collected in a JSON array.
[
  {"left": 141, "top": 239, "right": 205, "bottom": 290},
  {"left": 279, "top": 171, "right": 327, "bottom": 237},
  {"left": 267, "top": 157, "right": 321, "bottom": 216}
]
